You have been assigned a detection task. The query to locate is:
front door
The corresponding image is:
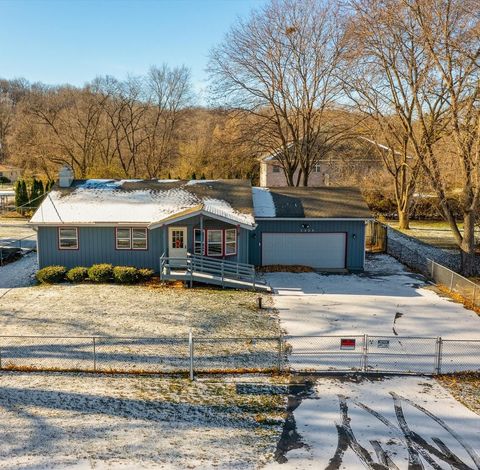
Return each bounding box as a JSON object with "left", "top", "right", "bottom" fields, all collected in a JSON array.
[{"left": 168, "top": 227, "right": 188, "bottom": 263}]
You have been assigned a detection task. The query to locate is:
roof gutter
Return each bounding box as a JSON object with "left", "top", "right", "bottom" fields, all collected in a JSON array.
[{"left": 254, "top": 217, "right": 374, "bottom": 222}]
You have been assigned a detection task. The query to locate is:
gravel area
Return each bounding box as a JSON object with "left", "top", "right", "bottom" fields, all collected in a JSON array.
[{"left": 0, "top": 371, "right": 286, "bottom": 469}]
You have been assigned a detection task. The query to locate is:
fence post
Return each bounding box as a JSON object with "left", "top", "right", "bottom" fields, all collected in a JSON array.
[
  {"left": 189, "top": 330, "right": 194, "bottom": 381},
  {"left": 435, "top": 337, "right": 443, "bottom": 375},
  {"left": 363, "top": 334, "right": 368, "bottom": 372},
  {"left": 450, "top": 271, "right": 454, "bottom": 291},
  {"left": 430, "top": 260, "right": 434, "bottom": 279},
  {"left": 277, "top": 333, "right": 283, "bottom": 373},
  {"left": 473, "top": 285, "right": 477, "bottom": 307},
  {"left": 93, "top": 337, "right": 97, "bottom": 372}
]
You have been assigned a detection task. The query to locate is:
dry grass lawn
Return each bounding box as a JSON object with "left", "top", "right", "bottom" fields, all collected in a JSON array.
[{"left": 0, "top": 283, "right": 277, "bottom": 337}]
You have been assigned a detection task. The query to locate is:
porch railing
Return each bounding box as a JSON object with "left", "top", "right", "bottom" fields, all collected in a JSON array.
[{"left": 160, "top": 253, "right": 266, "bottom": 289}]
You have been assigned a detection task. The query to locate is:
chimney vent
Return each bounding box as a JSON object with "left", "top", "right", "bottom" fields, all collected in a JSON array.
[{"left": 58, "top": 165, "right": 74, "bottom": 188}]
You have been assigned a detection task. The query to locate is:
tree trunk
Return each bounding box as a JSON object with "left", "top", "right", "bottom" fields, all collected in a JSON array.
[
  {"left": 460, "top": 212, "right": 477, "bottom": 276},
  {"left": 398, "top": 208, "right": 410, "bottom": 230}
]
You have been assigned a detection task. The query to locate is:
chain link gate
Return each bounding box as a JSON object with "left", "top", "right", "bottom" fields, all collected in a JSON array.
[{"left": 284, "top": 335, "right": 452, "bottom": 374}]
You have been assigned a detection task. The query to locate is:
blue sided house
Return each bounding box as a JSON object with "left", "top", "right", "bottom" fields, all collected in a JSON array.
[{"left": 30, "top": 168, "right": 371, "bottom": 290}]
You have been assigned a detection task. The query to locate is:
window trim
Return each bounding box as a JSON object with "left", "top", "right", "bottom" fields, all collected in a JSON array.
[
  {"left": 58, "top": 227, "right": 79, "bottom": 250},
  {"left": 115, "top": 227, "right": 148, "bottom": 251},
  {"left": 313, "top": 163, "right": 322, "bottom": 173}
]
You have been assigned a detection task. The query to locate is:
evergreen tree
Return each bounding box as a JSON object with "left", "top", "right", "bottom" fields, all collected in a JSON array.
[
  {"left": 200, "top": 173, "right": 206, "bottom": 180},
  {"left": 167, "top": 172, "right": 172, "bottom": 180},
  {"left": 30, "top": 179, "right": 45, "bottom": 209},
  {"left": 191, "top": 172, "right": 197, "bottom": 180},
  {"left": 15, "top": 180, "right": 29, "bottom": 215}
]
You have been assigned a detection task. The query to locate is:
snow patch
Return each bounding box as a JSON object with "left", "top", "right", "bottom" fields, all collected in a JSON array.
[
  {"left": 252, "top": 187, "right": 276, "bottom": 217},
  {"left": 185, "top": 180, "right": 216, "bottom": 185}
]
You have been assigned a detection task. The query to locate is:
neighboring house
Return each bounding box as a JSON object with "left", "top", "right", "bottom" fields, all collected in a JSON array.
[
  {"left": 259, "top": 152, "right": 331, "bottom": 187},
  {"left": 0, "top": 164, "right": 22, "bottom": 183},
  {"left": 258, "top": 140, "right": 381, "bottom": 187},
  {"left": 30, "top": 172, "right": 371, "bottom": 275}
]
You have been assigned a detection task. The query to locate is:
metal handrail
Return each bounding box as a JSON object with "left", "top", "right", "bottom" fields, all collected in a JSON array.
[{"left": 159, "top": 253, "right": 266, "bottom": 288}]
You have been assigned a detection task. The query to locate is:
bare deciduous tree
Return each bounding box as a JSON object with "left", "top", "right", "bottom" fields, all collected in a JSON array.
[
  {"left": 209, "top": 0, "right": 351, "bottom": 186},
  {"left": 348, "top": 0, "right": 479, "bottom": 273}
]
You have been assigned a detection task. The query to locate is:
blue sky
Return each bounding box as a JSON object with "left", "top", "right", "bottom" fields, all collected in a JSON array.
[{"left": 0, "top": 0, "right": 265, "bottom": 96}]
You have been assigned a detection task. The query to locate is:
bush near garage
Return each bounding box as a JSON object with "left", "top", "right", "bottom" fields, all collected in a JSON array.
[
  {"left": 36, "top": 266, "right": 66, "bottom": 284},
  {"left": 66, "top": 267, "right": 89, "bottom": 283},
  {"left": 88, "top": 264, "right": 113, "bottom": 283}
]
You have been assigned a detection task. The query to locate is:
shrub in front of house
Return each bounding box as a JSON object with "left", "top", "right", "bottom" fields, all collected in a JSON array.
[
  {"left": 36, "top": 266, "right": 66, "bottom": 284},
  {"left": 66, "top": 267, "right": 89, "bottom": 283},
  {"left": 137, "top": 268, "right": 154, "bottom": 282},
  {"left": 113, "top": 266, "right": 138, "bottom": 284},
  {"left": 88, "top": 263, "right": 113, "bottom": 283}
]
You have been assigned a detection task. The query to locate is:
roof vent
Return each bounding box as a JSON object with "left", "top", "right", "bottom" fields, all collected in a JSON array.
[{"left": 58, "top": 165, "right": 74, "bottom": 188}]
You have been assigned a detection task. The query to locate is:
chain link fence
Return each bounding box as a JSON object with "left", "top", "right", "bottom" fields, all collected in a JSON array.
[
  {"left": 284, "top": 334, "right": 479, "bottom": 375},
  {"left": 1, "top": 333, "right": 478, "bottom": 376},
  {"left": 387, "top": 237, "right": 430, "bottom": 276},
  {"left": 428, "top": 259, "right": 480, "bottom": 307},
  {"left": 0, "top": 335, "right": 282, "bottom": 375}
]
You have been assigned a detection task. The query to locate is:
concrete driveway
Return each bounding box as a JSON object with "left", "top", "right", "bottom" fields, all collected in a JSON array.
[{"left": 266, "top": 254, "right": 480, "bottom": 339}]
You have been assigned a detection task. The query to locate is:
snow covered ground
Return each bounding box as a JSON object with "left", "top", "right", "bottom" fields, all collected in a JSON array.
[
  {"left": 266, "top": 376, "right": 480, "bottom": 470},
  {"left": 0, "top": 372, "right": 284, "bottom": 469},
  {"left": 267, "top": 254, "right": 480, "bottom": 338},
  {"left": 0, "top": 258, "right": 279, "bottom": 372},
  {"left": 267, "top": 254, "right": 480, "bottom": 373}
]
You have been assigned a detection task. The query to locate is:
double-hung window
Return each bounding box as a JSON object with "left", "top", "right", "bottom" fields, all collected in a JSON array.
[
  {"left": 207, "top": 230, "right": 223, "bottom": 256},
  {"left": 272, "top": 165, "right": 281, "bottom": 173},
  {"left": 58, "top": 227, "right": 78, "bottom": 250},
  {"left": 224, "top": 229, "right": 237, "bottom": 255},
  {"left": 116, "top": 227, "right": 148, "bottom": 250}
]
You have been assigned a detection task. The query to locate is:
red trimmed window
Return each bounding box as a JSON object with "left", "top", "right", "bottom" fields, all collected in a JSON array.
[
  {"left": 115, "top": 228, "right": 148, "bottom": 250},
  {"left": 58, "top": 227, "right": 78, "bottom": 250},
  {"left": 194, "top": 228, "right": 237, "bottom": 257}
]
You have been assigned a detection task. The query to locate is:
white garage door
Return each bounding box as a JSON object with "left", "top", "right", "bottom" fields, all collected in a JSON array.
[{"left": 262, "top": 233, "right": 346, "bottom": 268}]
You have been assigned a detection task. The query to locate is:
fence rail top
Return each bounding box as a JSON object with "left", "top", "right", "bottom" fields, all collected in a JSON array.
[{"left": 0, "top": 334, "right": 478, "bottom": 341}]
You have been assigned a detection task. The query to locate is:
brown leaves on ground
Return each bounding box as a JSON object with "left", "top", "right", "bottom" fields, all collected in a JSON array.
[{"left": 438, "top": 373, "right": 480, "bottom": 415}]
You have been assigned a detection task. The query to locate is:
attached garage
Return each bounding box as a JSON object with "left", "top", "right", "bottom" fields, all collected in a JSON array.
[
  {"left": 261, "top": 232, "right": 347, "bottom": 269},
  {"left": 251, "top": 186, "right": 372, "bottom": 272}
]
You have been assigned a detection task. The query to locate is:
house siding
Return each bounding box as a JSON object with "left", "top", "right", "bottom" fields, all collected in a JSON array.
[
  {"left": 260, "top": 161, "right": 330, "bottom": 187},
  {"left": 37, "top": 219, "right": 250, "bottom": 270},
  {"left": 249, "top": 219, "right": 366, "bottom": 271}
]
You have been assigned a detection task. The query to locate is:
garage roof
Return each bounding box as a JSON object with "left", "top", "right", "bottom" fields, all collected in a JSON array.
[{"left": 253, "top": 186, "right": 372, "bottom": 219}]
